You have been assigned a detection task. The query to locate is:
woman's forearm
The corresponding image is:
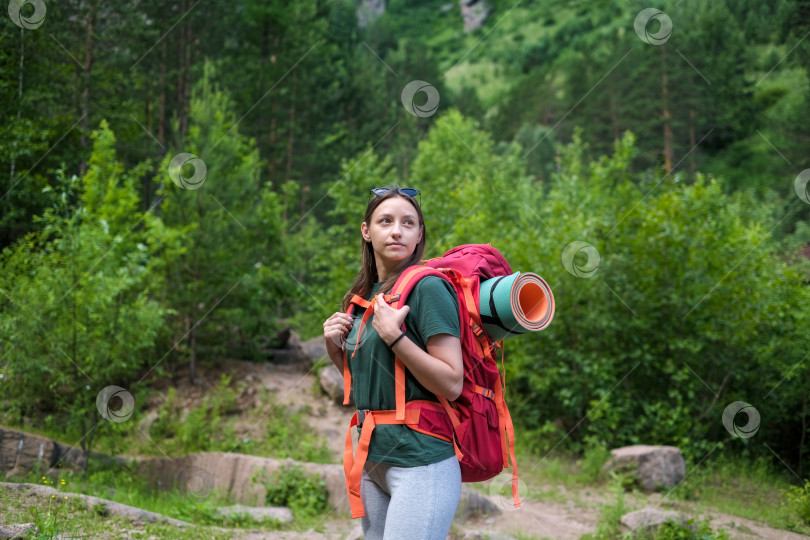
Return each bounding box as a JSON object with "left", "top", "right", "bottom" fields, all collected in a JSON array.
[
  {"left": 390, "top": 335, "right": 463, "bottom": 400},
  {"left": 326, "top": 340, "right": 344, "bottom": 372}
]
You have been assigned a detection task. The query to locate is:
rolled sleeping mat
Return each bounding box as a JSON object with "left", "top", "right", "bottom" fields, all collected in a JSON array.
[{"left": 479, "top": 272, "right": 555, "bottom": 341}]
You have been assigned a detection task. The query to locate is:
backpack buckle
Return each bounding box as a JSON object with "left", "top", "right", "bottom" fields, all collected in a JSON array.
[
  {"left": 472, "top": 325, "right": 485, "bottom": 337},
  {"left": 357, "top": 409, "right": 370, "bottom": 427}
]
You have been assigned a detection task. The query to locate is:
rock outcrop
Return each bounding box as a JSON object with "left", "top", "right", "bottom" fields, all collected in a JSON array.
[
  {"left": 135, "top": 452, "right": 350, "bottom": 515},
  {"left": 460, "top": 0, "right": 491, "bottom": 32},
  {"left": 603, "top": 445, "right": 685, "bottom": 491},
  {"left": 0, "top": 427, "right": 88, "bottom": 479}
]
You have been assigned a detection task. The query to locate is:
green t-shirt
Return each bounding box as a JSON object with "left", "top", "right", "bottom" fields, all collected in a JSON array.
[{"left": 345, "top": 275, "right": 461, "bottom": 466}]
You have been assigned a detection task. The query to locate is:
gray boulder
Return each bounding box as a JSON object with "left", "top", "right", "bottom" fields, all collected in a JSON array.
[
  {"left": 302, "top": 335, "right": 328, "bottom": 363},
  {"left": 0, "top": 523, "right": 38, "bottom": 539},
  {"left": 619, "top": 508, "right": 688, "bottom": 533},
  {"left": 215, "top": 504, "right": 293, "bottom": 524},
  {"left": 320, "top": 365, "right": 353, "bottom": 406},
  {"left": 263, "top": 330, "right": 311, "bottom": 368},
  {"left": 454, "top": 485, "right": 502, "bottom": 522},
  {"left": 603, "top": 445, "right": 685, "bottom": 491},
  {"left": 460, "top": 532, "right": 517, "bottom": 540}
]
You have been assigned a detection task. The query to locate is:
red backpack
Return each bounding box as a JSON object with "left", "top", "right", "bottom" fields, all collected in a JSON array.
[{"left": 342, "top": 244, "right": 520, "bottom": 518}]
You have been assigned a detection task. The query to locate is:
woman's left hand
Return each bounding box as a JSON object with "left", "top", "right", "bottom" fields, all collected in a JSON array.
[{"left": 371, "top": 293, "right": 410, "bottom": 346}]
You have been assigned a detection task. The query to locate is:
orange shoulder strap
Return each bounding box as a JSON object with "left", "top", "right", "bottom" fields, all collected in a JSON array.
[{"left": 389, "top": 266, "right": 441, "bottom": 420}]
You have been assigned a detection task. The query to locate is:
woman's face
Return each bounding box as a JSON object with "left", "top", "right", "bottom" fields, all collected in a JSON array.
[{"left": 361, "top": 196, "right": 423, "bottom": 265}]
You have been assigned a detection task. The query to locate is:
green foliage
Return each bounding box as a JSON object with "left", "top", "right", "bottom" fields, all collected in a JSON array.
[
  {"left": 158, "top": 63, "right": 287, "bottom": 366},
  {"left": 631, "top": 520, "right": 730, "bottom": 540},
  {"left": 580, "top": 444, "right": 613, "bottom": 484},
  {"left": 316, "top": 109, "right": 810, "bottom": 469},
  {"left": 786, "top": 479, "right": 810, "bottom": 524},
  {"left": 264, "top": 465, "right": 330, "bottom": 520},
  {"left": 0, "top": 120, "right": 179, "bottom": 460},
  {"left": 2, "top": 0, "right": 810, "bottom": 512},
  {"left": 501, "top": 130, "right": 810, "bottom": 463},
  {"left": 147, "top": 376, "right": 239, "bottom": 454},
  {"left": 29, "top": 504, "right": 65, "bottom": 539}
]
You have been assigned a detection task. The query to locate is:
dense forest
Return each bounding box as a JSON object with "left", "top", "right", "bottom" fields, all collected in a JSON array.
[{"left": 1, "top": 0, "right": 809, "bottom": 482}]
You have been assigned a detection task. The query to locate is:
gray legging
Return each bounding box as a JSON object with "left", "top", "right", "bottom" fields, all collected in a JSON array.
[{"left": 360, "top": 456, "right": 461, "bottom": 540}]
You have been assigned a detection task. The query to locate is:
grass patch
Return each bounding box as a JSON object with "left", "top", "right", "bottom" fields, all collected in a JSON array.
[
  {"left": 666, "top": 454, "right": 810, "bottom": 534},
  {"left": 0, "top": 484, "right": 235, "bottom": 540},
  {"left": 512, "top": 442, "right": 613, "bottom": 493},
  {"left": 3, "top": 458, "right": 344, "bottom": 537},
  {"left": 630, "top": 519, "right": 730, "bottom": 540},
  {"left": 11, "top": 462, "right": 276, "bottom": 530},
  {"left": 579, "top": 474, "right": 631, "bottom": 540}
]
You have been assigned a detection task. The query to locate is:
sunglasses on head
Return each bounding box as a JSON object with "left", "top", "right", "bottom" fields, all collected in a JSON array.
[{"left": 370, "top": 187, "right": 420, "bottom": 198}]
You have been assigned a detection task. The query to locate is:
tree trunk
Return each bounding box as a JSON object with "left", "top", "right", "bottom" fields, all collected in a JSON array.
[
  {"left": 9, "top": 27, "right": 24, "bottom": 192},
  {"left": 81, "top": 415, "right": 97, "bottom": 480},
  {"left": 799, "top": 386, "right": 807, "bottom": 478},
  {"left": 189, "top": 317, "right": 197, "bottom": 383},
  {"left": 79, "top": 0, "right": 96, "bottom": 177},
  {"left": 158, "top": 0, "right": 168, "bottom": 149},
  {"left": 661, "top": 46, "right": 673, "bottom": 174},
  {"left": 609, "top": 73, "right": 619, "bottom": 142},
  {"left": 260, "top": 15, "right": 270, "bottom": 194},
  {"left": 144, "top": 100, "right": 152, "bottom": 209},
  {"left": 689, "top": 107, "right": 696, "bottom": 176},
  {"left": 284, "top": 90, "right": 295, "bottom": 181},
  {"left": 270, "top": 105, "right": 278, "bottom": 183},
  {"left": 287, "top": 75, "right": 297, "bottom": 211},
  {"left": 181, "top": 13, "right": 192, "bottom": 135},
  {"left": 176, "top": 0, "right": 186, "bottom": 136}
]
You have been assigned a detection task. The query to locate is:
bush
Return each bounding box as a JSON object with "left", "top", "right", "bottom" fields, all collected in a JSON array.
[
  {"left": 787, "top": 479, "right": 810, "bottom": 524},
  {"left": 264, "top": 465, "right": 330, "bottom": 520},
  {"left": 632, "top": 519, "right": 730, "bottom": 540}
]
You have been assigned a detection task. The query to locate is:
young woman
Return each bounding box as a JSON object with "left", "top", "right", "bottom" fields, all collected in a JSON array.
[{"left": 323, "top": 186, "right": 464, "bottom": 539}]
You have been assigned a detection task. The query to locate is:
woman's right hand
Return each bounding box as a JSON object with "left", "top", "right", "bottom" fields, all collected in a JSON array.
[{"left": 323, "top": 312, "right": 353, "bottom": 356}]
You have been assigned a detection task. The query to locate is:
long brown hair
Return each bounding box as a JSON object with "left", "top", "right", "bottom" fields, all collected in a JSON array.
[{"left": 341, "top": 186, "right": 426, "bottom": 311}]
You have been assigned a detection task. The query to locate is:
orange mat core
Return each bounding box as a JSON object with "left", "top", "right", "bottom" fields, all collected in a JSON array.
[{"left": 518, "top": 282, "right": 548, "bottom": 322}]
